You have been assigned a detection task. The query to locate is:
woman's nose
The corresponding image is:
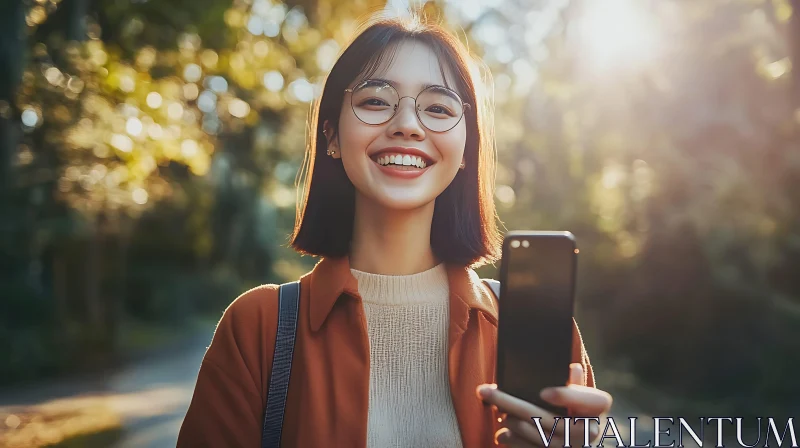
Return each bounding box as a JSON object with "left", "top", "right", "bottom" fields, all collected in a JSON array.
[{"left": 386, "top": 96, "right": 425, "bottom": 140}]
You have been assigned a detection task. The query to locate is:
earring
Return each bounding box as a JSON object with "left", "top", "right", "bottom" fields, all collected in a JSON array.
[
  {"left": 459, "top": 161, "right": 465, "bottom": 169},
  {"left": 327, "top": 149, "right": 336, "bottom": 156}
]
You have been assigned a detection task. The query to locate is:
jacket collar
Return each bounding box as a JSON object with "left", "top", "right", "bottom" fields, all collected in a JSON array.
[{"left": 307, "top": 256, "right": 498, "bottom": 332}]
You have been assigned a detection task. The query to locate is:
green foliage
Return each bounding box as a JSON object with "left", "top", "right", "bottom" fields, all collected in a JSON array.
[
  {"left": 126, "top": 265, "right": 246, "bottom": 322},
  {"left": 0, "top": 277, "right": 65, "bottom": 382}
]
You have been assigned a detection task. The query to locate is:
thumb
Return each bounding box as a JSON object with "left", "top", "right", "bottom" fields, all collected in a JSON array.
[{"left": 568, "top": 363, "right": 585, "bottom": 386}]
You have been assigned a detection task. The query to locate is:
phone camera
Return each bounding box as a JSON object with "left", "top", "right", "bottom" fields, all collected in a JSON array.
[
  {"left": 510, "top": 240, "right": 521, "bottom": 248},
  {"left": 521, "top": 240, "right": 530, "bottom": 248}
]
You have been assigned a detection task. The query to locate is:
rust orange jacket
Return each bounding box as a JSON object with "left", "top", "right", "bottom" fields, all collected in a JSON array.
[{"left": 177, "top": 256, "right": 596, "bottom": 447}]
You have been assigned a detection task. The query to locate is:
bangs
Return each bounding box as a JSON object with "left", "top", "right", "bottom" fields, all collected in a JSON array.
[{"left": 351, "top": 37, "right": 469, "bottom": 102}]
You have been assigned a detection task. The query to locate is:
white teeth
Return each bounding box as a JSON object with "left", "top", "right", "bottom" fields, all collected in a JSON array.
[{"left": 375, "top": 153, "right": 430, "bottom": 168}]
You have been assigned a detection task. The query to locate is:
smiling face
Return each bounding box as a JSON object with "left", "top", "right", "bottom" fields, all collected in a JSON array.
[
  {"left": 291, "top": 18, "right": 502, "bottom": 266},
  {"left": 325, "top": 39, "right": 468, "bottom": 211}
]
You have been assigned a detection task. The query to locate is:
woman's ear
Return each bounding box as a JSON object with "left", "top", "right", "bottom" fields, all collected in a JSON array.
[{"left": 322, "top": 120, "right": 341, "bottom": 159}]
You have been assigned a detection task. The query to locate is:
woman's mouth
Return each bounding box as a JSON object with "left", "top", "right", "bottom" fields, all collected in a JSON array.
[
  {"left": 371, "top": 153, "right": 432, "bottom": 170},
  {"left": 369, "top": 152, "right": 434, "bottom": 178}
]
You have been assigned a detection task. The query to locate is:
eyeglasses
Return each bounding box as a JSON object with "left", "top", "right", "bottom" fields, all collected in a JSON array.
[{"left": 344, "top": 79, "right": 470, "bottom": 132}]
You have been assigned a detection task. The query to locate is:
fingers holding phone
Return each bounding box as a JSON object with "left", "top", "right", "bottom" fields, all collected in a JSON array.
[
  {"left": 477, "top": 364, "right": 612, "bottom": 446},
  {"left": 477, "top": 380, "right": 606, "bottom": 446}
]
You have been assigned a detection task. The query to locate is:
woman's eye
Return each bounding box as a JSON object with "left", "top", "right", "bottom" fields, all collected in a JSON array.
[
  {"left": 426, "top": 105, "right": 455, "bottom": 116},
  {"left": 359, "top": 98, "right": 390, "bottom": 107}
]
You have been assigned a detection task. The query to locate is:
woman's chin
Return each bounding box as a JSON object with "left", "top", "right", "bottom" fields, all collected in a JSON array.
[
  {"left": 379, "top": 197, "right": 436, "bottom": 211},
  {"left": 359, "top": 188, "right": 439, "bottom": 212}
]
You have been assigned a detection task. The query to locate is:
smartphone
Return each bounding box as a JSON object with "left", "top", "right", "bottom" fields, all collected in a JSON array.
[{"left": 496, "top": 231, "right": 578, "bottom": 416}]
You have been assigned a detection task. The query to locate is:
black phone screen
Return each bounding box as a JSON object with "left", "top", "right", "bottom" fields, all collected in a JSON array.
[{"left": 496, "top": 232, "right": 577, "bottom": 416}]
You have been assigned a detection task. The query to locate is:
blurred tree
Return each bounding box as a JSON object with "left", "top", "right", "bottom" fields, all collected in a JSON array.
[
  {"left": 475, "top": 0, "right": 800, "bottom": 417},
  {"left": 1, "top": 0, "right": 391, "bottom": 382},
  {"left": 0, "top": 1, "right": 27, "bottom": 192}
]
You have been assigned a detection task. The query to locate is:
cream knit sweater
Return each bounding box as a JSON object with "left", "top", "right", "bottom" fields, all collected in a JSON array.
[{"left": 350, "top": 263, "right": 464, "bottom": 448}]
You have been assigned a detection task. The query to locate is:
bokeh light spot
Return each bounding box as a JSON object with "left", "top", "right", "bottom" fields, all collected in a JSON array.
[
  {"left": 126, "top": 117, "right": 143, "bottom": 136},
  {"left": 201, "top": 50, "right": 219, "bottom": 68},
  {"left": 119, "top": 75, "right": 136, "bottom": 93},
  {"left": 183, "top": 64, "right": 202, "bottom": 83},
  {"left": 228, "top": 99, "right": 251, "bottom": 118},
  {"left": 167, "top": 103, "right": 184, "bottom": 120},
  {"left": 45, "top": 67, "right": 64, "bottom": 86},
  {"left": 495, "top": 185, "right": 516, "bottom": 205},
  {"left": 247, "top": 16, "right": 264, "bottom": 35},
  {"left": 254, "top": 41, "right": 270, "bottom": 58},
  {"left": 146, "top": 92, "right": 163, "bottom": 108},
  {"left": 184, "top": 83, "right": 200, "bottom": 100},
  {"left": 289, "top": 78, "right": 314, "bottom": 102},
  {"left": 132, "top": 188, "right": 149, "bottom": 205},
  {"left": 181, "top": 139, "right": 199, "bottom": 158},
  {"left": 197, "top": 91, "right": 218, "bottom": 113},
  {"left": 263, "top": 71, "right": 284, "bottom": 92},
  {"left": 207, "top": 76, "right": 228, "bottom": 93},
  {"left": 21, "top": 108, "right": 39, "bottom": 127},
  {"left": 110, "top": 133, "right": 133, "bottom": 152},
  {"left": 148, "top": 124, "right": 164, "bottom": 139}
]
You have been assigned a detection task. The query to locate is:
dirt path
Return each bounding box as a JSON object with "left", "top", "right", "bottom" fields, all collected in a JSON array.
[{"left": 0, "top": 330, "right": 212, "bottom": 448}]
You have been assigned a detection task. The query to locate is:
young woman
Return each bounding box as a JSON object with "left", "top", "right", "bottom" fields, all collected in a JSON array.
[{"left": 178, "top": 13, "right": 612, "bottom": 448}]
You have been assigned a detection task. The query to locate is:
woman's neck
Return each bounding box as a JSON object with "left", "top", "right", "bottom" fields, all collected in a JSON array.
[{"left": 349, "top": 194, "right": 439, "bottom": 275}]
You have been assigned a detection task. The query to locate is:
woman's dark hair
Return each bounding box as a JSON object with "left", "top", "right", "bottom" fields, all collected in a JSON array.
[{"left": 290, "top": 13, "right": 502, "bottom": 268}]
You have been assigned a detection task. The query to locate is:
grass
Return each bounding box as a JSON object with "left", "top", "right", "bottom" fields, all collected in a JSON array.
[
  {"left": 0, "top": 399, "right": 123, "bottom": 448},
  {"left": 48, "top": 427, "right": 124, "bottom": 448},
  {"left": 116, "top": 315, "right": 217, "bottom": 356}
]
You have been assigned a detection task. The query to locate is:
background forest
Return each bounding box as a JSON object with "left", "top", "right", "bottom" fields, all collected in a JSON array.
[{"left": 1, "top": 0, "right": 799, "bottom": 445}]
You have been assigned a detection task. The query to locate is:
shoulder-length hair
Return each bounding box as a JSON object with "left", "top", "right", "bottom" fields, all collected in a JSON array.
[{"left": 289, "top": 13, "right": 502, "bottom": 268}]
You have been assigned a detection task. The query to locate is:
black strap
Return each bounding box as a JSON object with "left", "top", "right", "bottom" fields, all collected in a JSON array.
[
  {"left": 482, "top": 278, "right": 501, "bottom": 300},
  {"left": 261, "top": 281, "right": 300, "bottom": 448}
]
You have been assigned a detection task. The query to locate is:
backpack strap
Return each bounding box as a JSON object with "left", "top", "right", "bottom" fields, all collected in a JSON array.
[
  {"left": 482, "top": 278, "right": 501, "bottom": 301},
  {"left": 261, "top": 281, "right": 300, "bottom": 448}
]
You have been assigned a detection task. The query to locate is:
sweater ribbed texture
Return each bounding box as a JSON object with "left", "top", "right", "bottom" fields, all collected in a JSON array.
[{"left": 351, "top": 263, "right": 464, "bottom": 448}]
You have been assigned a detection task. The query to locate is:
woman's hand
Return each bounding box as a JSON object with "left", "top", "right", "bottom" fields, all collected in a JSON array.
[{"left": 476, "top": 363, "right": 613, "bottom": 447}]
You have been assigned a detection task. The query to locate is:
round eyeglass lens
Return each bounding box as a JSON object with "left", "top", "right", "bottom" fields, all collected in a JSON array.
[
  {"left": 350, "top": 81, "right": 398, "bottom": 125},
  {"left": 416, "top": 86, "right": 464, "bottom": 132}
]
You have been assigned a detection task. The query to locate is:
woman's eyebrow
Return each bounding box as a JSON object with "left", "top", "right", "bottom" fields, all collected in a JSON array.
[{"left": 372, "top": 78, "right": 443, "bottom": 91}]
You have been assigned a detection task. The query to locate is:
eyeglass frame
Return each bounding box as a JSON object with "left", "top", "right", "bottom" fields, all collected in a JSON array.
[{"left": 343, "top": 79, "right": 471, "bottom": 133}]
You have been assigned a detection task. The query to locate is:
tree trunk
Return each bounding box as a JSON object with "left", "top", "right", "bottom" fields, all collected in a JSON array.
[
  {"left": 0, "top": 1, "right": 26, "bottom": 193},
  {"left": 790, "top": 0, "right": 800, "bottom": 106},
  {"left": 53, "top": 248, "right": 68, "bottom": 328},
  {"left": 86, "top": 217, "right": 103, "bottom": 336},
  {"left": 109, "top": 218, "right": 132, "bottom": 353},
  {"left": 64, "top": 0, "right": 89, "bottom": 41}
]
